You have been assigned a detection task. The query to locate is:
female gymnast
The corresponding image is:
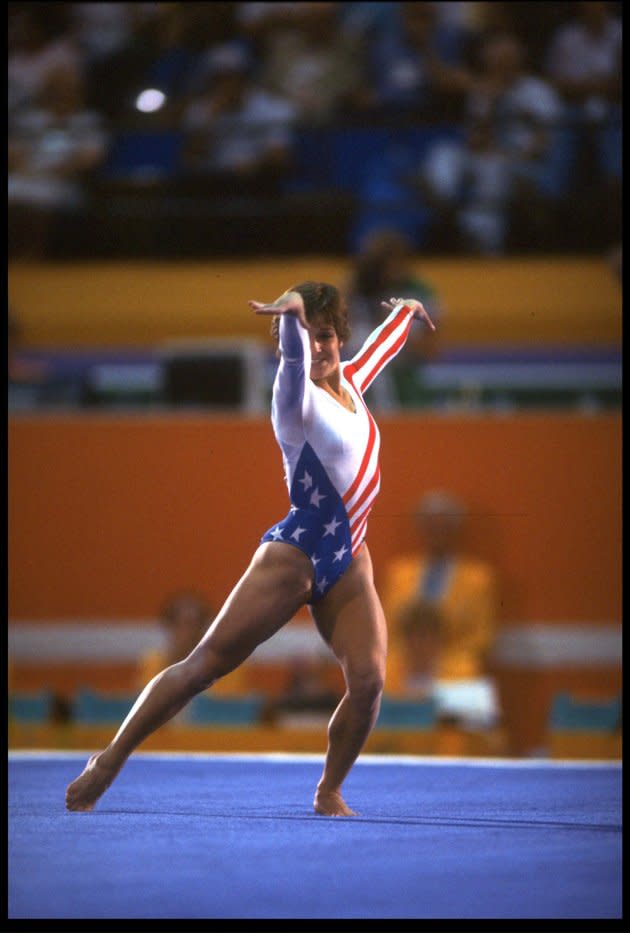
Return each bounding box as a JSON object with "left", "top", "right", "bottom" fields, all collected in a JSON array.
[{"left": 65, "top": 283, "right": 435, "bottom": 816}]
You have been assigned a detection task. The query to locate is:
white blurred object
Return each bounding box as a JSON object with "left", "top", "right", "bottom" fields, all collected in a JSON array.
[
  {"left": 422, "top": 140, "right": 465, "bottom": 200},
  {"left": 135, "top": 88, "right": 166, "bottom": 113},
  {"left": 433, "top": 678, "right": 500, "bottom": 730}
]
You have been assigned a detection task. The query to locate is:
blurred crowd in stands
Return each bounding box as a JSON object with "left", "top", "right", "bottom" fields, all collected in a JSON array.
[{"left": 8, "top": 1, "right": 622, "bottom": 259}]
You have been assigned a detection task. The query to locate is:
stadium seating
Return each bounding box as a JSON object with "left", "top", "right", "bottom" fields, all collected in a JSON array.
[
  {"left": 73, "top": 689, "right": 136, "bottom": 724},
  {"left": 547, "top": 692, "right": 621, "bottom": 759},
  {"left": 9, "top": 690, "right": 54, "bottom": 724},
  {"left": 185, "top": 693, "right": 264, "bottom": 726},
  {"left": 376, "top": 696, "right": 437, "bottom": 730}
]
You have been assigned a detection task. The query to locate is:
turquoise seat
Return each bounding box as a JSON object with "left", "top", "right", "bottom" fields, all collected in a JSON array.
[
  {"left": 377, "top": 697, "right": 437, "bottom": 730},
  {"left": 9, "top": 690, "right": 53, "bottom": 723},
  {"left": 185, "top": 694, "right": 263, "bottom": 726},
  {"left": 549, "top": 693, "right": 621, "bottom": 732},
  {"left": 73, "top": 690, "right": 136, "bottom": 724}
]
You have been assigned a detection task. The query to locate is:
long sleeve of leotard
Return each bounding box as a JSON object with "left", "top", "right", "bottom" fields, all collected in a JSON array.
[
  {"left": 345, "top": 302, "right": 415, "bottom": 395},
  {"left": 271, "top": 312, "right": 311, "bottom": 448}
]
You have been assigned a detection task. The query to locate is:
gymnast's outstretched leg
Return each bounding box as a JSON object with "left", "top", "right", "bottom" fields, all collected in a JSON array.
[
  {"left": 65, "top": 543, "right": 313, "bottom": 811},
  {"left": 309, "top": 544, "right": 387, "bottom": 816}
]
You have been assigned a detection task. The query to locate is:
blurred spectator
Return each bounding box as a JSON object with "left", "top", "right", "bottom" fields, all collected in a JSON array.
[
  {"left": 9, "top": 2, "right": 83, "bottom": 120},
  {"left": 468, "top": 33, "right": 564, "bottom": 184},
  {"left": 338, "top": 1, "right": 400, "bottom": 48},
  {"left": 545, "top": 1, "right": 621, "bottom": 134},
  {"left": 426, "top": 30, "right": 567, "bottom": 250},
  {"left": 251, "top": 2, "right": 363, "bottom": 125},
  {"left": 8, "top": 68, "right": 109, "bottom": 258},
  {"left": 420, "top": 115, "right": 513, "bottom": 254},
  {"left": 357, "top": 0, "right": 472, "bottom": 121},
  {"left": 235, "top": 1, "right": 299, "bottom": 52},
  {"left": 181, "top": 41, "right": 296, "bottom": 195},
  {"left": 433, "top": 1, "right": 480, "bottom": 33},
  {"left": 382, "top": 490, "right": 498, "bottom": 726},
  {"left": 345, "top": 228, "right": 441, "bottom": 408},
  {"left": 471, "top": 32, "right": 566, "bottom": 248},
  {"left": 70, "top": 2, "right": 136, "bottom": 71},
  {"left": 544, "top": 1, "right": 621, "bottom": 247},
  {"left": 137, "top": 589, "right": 248, "bottom": 696},
  {"left": 461, "top": 2, "right": 574, "bottom": 75},
  {"left": 350, "top": 30, "right": 559, "bottom": 255}
]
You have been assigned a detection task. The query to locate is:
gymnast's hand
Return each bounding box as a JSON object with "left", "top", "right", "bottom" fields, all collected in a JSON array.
[
  {"left": 249, "top": 291, "right": 308, "bottom": 329},
  {"left": 381, "top": 297, "right": 436, "bottom": 332}
]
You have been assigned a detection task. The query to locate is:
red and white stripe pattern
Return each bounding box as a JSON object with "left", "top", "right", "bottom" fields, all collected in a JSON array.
[
  {"left": 346, "top": 303, "right": 415, "bottom": 396},
  {"left": 342, "top": 303, "right": 414, "bottom": 554}
]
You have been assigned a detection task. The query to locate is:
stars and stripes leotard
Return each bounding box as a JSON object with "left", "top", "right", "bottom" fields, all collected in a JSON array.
[{"left": 261, "top": 301, "right": 416, "bottom": 602}]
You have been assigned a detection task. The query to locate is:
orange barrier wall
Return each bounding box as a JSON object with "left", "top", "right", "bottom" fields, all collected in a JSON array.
[
  {"left": 9, "top": 257, "right": 621, "bottom": 348},
  {"left": 9, "top": 413, "right": 621, "bottom": 624}
]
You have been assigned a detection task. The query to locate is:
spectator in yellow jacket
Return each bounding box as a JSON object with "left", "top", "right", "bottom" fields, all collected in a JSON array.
[{"left": 382, "top": 490, "right": 497, "bottom": 698}]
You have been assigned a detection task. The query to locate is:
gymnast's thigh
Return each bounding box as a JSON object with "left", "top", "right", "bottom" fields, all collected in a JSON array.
[
  {"left": 190, "top": 542, "right": 314, "bottom": 668},
  {"left": 309, "top": 544, "right": 387, "bottom": 674}
]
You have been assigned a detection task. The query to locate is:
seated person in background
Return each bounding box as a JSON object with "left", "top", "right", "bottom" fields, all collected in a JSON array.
[
  {"left": 253, "top": 1, "right": 364, "bottom": 125},
  {"left": 358, "top": 0, "right": 471, "bottom": 121},
  {"left": 419, "top": 114, "right": 513, "bottom": 256},
  {"left": 543, "top": 0, "right": 621, "bottom": 246},
  {"left": 427, "top": 30, "right": 566, "bottom": 250},
  {"left": 9, "top": 3, "right": 83, "bottom": 120},
  {"left": 138, "top": 589, "right": 248, "bottom": 697},
  {"left": 181, "top": 41, "right": 296, "bottom": 196},
  {"left": 383, "top": 490, "right": 499, "bottom": 729},
  {"left": 8, "top": 68, "right": 108, "bottom": 258}
]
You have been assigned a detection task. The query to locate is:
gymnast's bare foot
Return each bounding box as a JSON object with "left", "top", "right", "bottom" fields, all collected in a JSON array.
[
  {"left": 313, "top": 788, "right": 357, "bottom": 817},
  {"left": 65, "top": 752, "right": 119, "bottom": 811}
]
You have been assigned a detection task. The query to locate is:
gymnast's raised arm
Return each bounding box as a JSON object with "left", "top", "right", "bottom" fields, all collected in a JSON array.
[{"left": 249, "top": 290, "right": 311, "bottom": 446}]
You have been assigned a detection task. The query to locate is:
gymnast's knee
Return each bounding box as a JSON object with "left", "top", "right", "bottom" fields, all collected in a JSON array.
[
  {"left": 180, "top": 648, "right": 235, "bottom": 693},
  {"left": 346, "top": 667, "right": 385, "bottom": 710}
]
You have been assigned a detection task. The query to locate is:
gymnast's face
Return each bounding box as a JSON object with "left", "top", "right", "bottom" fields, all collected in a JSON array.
[{"left": 309, "top": 316, "right": 342, "bottom": 382}]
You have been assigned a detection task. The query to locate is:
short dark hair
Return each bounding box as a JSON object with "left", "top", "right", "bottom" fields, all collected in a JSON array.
[{"left": 270, "top": 281, "right": 351, "bottom": 343}]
